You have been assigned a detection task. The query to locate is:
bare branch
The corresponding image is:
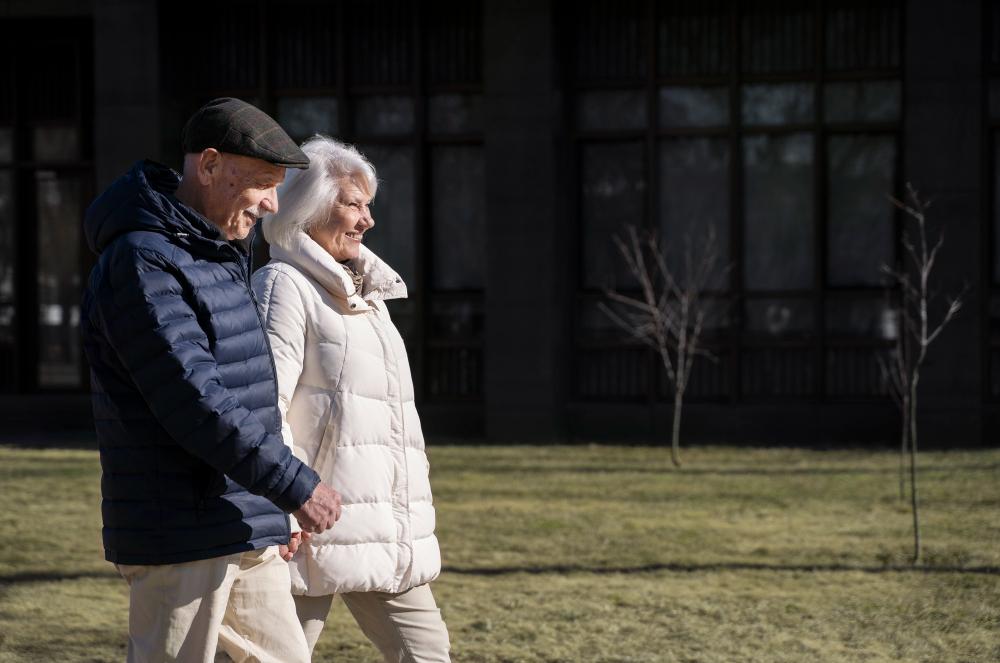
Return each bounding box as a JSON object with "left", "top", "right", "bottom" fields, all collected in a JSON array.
[{"left": 601, "top": 223, "right": 731, "bottom": 466}]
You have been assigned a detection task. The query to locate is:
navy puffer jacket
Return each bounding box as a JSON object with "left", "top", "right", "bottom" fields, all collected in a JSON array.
[{"left": 81, "top": 160, "right": 320, "bottom": 565}]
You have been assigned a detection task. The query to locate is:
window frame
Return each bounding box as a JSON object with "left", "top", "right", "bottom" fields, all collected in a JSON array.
[
  {"left": 159, "top": 0, "right": 486, "bottom": 403},
  {"left": 565, "top": 0, "right": 905, "bottom": 405}
]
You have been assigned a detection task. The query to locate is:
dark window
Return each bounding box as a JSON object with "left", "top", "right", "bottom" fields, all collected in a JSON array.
[
  {"left": 580, "top": 142, "right": 645, "bottom": 290},
  {"left": 987, "top": 1, "right": 1000, "bottom": 400},
  {"left": 0, "top": 19, "right": 93, "bottom": 393},
  {"left": 160, "top": 0, "right": 485, "bottom": 404},
  {"left": 568, "top": 0, "right": 902, "bottom": 403}
]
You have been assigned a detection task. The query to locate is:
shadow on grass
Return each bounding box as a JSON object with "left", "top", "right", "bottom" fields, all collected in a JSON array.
[
  {"left": 438, "top": 463, "right": 1000, "bottom": 477},
  {"left": 2, "top": 562, "right": 997, "bottom": 590},
  {"left": 0, "top": 569, "right": 118, "bottom": 586},
  {"left": 442, "top": 562, "right": 1000, "bottom": 576}
]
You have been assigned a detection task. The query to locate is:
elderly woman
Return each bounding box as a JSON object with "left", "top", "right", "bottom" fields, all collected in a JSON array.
[{"left": 251, "top": 136, "right": 449, "bottom": 661}]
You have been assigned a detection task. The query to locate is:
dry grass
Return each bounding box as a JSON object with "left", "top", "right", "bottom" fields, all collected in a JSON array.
[{"left": 0, "top": 444, "right": 997, "bottom": 662}]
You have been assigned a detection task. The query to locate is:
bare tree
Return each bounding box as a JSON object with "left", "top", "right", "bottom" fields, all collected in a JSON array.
[
  {"left": 599, "top": 225, "right": 727, "bottom": 467},
  {"left": 878, "top": 296, "right": 911, "bottom": 503},
  {"left": 878, "top": 183, "right": 964, "bottom": 564}
]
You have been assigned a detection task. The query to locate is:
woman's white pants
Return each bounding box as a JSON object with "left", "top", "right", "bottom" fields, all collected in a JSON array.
[{"left": 293, "top": 583, "right": 451, "bottom": 662}]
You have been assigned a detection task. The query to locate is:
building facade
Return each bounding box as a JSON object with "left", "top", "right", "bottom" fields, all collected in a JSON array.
[{"left": 0, "top": 0, "right": 994, "bottom": 444}]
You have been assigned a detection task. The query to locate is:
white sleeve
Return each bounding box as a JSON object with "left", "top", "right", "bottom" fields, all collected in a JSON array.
[{"left": 253, "top": 266, "right": 308, "bottom": 532}]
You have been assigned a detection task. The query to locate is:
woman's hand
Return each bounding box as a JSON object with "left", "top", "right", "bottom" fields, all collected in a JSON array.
[{"left": 278, "top": 531, "right": 312, "bottom": 561}]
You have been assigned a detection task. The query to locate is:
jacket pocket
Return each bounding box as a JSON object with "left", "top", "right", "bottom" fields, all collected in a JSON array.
[{"left": 312, "top": 401, "right": 338, "bottom": 479}]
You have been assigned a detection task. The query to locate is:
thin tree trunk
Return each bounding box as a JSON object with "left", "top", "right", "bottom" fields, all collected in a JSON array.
[
  {"left": 909, "top": 381, "right": 921, "bottom": 564},
  {"left": 671, "top": 387, "right": 683, "bottom": 468},
  {"left": 899, "top": 394, "right": 909, "bottom": 501}
]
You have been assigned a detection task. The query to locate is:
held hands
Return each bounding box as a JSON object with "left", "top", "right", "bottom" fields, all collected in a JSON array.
[
  {"left": 281, "top": 482, "right": 340, "bottom": 561},
  {"left": 278, "top": 531, "right": 311, "bottom": 561},
  {"left": 292, "top": 481, "right": 342, "bottom": 534}
]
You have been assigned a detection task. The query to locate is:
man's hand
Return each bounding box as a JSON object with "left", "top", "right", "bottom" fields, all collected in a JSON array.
[
  {"left": 278, "top": 531, "right": 312, "bottom": 561},
  {"left": 292, "top": 482, "right": 342, "bottom": 533}
]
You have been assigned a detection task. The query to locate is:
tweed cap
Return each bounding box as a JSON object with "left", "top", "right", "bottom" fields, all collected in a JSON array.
[{"left": 181, "top": 97, "right": 309, "bottom": 169}]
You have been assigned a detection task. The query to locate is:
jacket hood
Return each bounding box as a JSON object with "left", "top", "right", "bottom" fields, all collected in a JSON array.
[
  {"left": 84, "top": 160, "right": 229, "bottom": 256},
  {"left": 264, "top": 224, "right": 407, "bottom": 308}
]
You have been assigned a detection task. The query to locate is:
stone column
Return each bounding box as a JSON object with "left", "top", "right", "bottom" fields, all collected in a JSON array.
[
  {"left": 94, "top": 0, "right": 160, "bottom": 189},
  {"left": 483, "top": 0, "right": 567, "bottom": 441},
  {"left": 903, "top": 0, "right": 984, "bottom": 443}
]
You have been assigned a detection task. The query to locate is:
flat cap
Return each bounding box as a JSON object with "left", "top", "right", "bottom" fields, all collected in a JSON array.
[{"left": 181, "top": 97, "right": 309, "bottom": 169}]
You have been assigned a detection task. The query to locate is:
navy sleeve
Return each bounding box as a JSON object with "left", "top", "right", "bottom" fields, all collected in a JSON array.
[{"left": 94, "top": 244, "right": 319, "bottom": 512}]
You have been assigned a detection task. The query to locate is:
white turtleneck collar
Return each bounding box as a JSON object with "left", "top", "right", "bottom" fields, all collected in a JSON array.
[{"left": 265, "top": 227, "right": 408, "bottom": 310}]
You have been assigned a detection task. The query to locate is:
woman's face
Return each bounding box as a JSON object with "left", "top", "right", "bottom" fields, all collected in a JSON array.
[{"left": 308, "top": 177, "right": 374, "bottom": 262}]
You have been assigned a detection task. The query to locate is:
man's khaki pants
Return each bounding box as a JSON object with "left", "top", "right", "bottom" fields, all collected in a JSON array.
[
  {"left": 116, "top": 547, "right": 310, "bottom": 663},
  {"left": 294, "top": 583, "right": 451, "bottom": 662}
]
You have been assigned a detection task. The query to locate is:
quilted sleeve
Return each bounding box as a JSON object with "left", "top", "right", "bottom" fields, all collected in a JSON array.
[
  {"left": 252, "top": 265, "right": 310, "bottom": 531},
  {"left": 94, "top": 245, "right": 319, "bottom": 513}
]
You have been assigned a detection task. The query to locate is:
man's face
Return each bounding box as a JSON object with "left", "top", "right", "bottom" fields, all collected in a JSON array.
[{"left": 203, "top": 153, "right": 285, "bottom": 240}]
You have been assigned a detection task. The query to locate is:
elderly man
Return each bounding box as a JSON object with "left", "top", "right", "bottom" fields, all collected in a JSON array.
[{"left": 81, "top": 98, "right": 341, "bottom": 663}]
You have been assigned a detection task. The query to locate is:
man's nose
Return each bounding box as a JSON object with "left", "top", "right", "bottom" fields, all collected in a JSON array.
[{"left": 261, "top": 187, "right": 279, "bottom": 214}]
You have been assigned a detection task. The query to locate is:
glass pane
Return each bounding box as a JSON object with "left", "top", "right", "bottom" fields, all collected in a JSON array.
[
  {"left": 742, "top": 83, "right": 814, "bottom": 126},
  {"left": 827, "top": 135, "right": 896, "bottom": 286},
  {"left": 658, "top": 137, "right": 730, "bottom": 289},
  {"left": 825, "top": 3, "right": 901, "bottom": 71},
  {"left": 991, "top": 79, "right": 1000, "bottom": 122},
  {"left": 581, "top": 142, "right": 645, "bottom": 289},
  {"left": 428, "top": 94, "right": 483, "bottom": 134},
  {"left": 32, "top": 126, "right": 79, "bottom": 162},
  {"left": 578, "top": 298, "right": 623, "bottom": 338},
  {"left": 36, "top": 171, "right": 82, "bottom": 387},
  {"left": 995, "top": 132, "right": 1000, "bottom": 285},
  {"left": 741, "top": 6, "right": 815, "bottom": 74},
  {"left": 358, "top": 145, "right": 416, "bottom": 292},
  {"left": 743, "top": 133, "right": 814, "bottom": 290},
  {"left": 0, "top": 170, "right": 13, "bottom": 302},
  {"left": 575, "top": 2, "right": 648, "bottom": 83},
  {"left": 0, "top": 128, "right": 11, "bottom": 162},
  {"left": 0, "top": 170, "right": 14, "bottom": 389},
  {"left": 387, "top": 298, "right": 418, "bottom": 352},
  {"left": 659, "top": 86, "right": 729, "bottom": 128},
  {"left": 276, "top": 97, "right": 338, "bottom": 139},
  {"left": 577, "top": 90, "right": 647, "bottom": 131},
  {"left": 430, "top": 296, "right": 483, "bottom": 341},
  {"left": 824, "top": 81, "right": 901, "bottom": 124},
  {"left": 745, "top": 299, "right": 814, "bottom": 336},
  {"left": 355, "top": 95, "right": 415, "bottom": 136},
  {"left": 657, "top": 9, "right": 731, "bottom": 77},
  {"left": 741, "top": 346, "right": 815, "bottom": 396},
  {"left": 826, "top": 298, "right": 896, "bottom": 340},
  {"left": 431, "top": 146, "right": 485, "bottom": 290}
]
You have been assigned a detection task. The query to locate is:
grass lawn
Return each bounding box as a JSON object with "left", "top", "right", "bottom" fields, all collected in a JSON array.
[{"left": 0, "top": 444, "right": 997, "bottom": 662}]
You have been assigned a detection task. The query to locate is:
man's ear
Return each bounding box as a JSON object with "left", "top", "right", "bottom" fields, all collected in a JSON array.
[{"left": 195, "top": 148, "right": 222, "bottom": 186}]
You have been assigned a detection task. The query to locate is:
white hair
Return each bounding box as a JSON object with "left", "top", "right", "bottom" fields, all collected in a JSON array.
[{"left": 263, "top": 135, "right": 378, "bottom": 247}]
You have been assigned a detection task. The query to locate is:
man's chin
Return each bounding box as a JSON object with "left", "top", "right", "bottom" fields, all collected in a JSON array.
[{"left": 223, "top": 224, "right": 254, "bottom": 242}]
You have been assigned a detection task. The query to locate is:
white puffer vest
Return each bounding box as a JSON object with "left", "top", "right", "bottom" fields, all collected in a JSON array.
[{"left": 251, "top": 230, "right": 441, "bottom": 596}]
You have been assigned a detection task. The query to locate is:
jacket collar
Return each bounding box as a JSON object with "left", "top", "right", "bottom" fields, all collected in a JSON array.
[
  {"left": 268, "top": 231, "right": 407, "bottom": 310},
  {"left": 84, "top": 159, "right": 246, "bottom": 262}
]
